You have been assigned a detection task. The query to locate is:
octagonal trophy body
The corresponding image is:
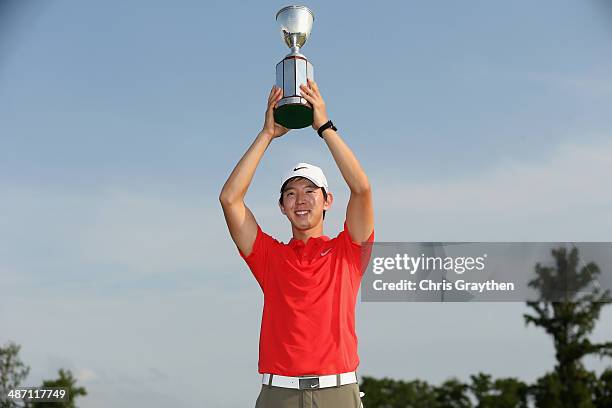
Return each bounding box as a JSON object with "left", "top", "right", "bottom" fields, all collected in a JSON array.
[{"left": 274, "top": 5, "right": 315, "bottom": 129}]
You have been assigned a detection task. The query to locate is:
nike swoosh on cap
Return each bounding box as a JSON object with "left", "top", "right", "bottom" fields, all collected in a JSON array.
[{"left": 293, "top": 167, "right": 307, "bottom": 171}]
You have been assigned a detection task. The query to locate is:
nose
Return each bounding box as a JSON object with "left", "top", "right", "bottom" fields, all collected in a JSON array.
[{"left": 296, "top": 191, "right": 306, "bottom": 204}]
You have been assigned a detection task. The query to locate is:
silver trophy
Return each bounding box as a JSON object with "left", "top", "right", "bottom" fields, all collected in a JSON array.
[{"left": 274, "top": 5, "right": 315, "bottom": 129}]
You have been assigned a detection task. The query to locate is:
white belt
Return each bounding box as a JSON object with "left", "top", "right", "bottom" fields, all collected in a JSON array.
[{"left": 262, "top": 371, "right": 357, "bottom": 390}]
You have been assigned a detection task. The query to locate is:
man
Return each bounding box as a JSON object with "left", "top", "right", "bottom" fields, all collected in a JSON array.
[{"left": 219, "top": 79, "right": 374, "bottom": 408}]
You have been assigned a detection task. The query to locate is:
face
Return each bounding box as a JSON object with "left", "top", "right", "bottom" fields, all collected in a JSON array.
[{"left": 279, "top": 178, "right": 332, "bottom": 231}]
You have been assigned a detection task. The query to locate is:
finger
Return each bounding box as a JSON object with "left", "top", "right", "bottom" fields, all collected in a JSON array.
[
  {"left": 268, "top": 94, "right": 277, "bottom": 110},
  {"left": 307, "top": 78, "right": 319, "bottom": 94},
  {"left": 300, "top": 90, "right": 314, "bottom": 104},
  {"left": 299, "top": 84, "right": 311, "bottom": 95},
  {"left": 300, "top": 87, "right": 318, "bottom": 103},
  {"left": 270, "top": 86, "right": 281, "bottom": 101},
  {"left": 268, "top": 86, "right": 276, "bottom": 103},
  {"left": 267, "top": 91, "right": 282, "bottom": 112},
  {"left": 273, "top": 88, "right": 283, "bottom": 104}
]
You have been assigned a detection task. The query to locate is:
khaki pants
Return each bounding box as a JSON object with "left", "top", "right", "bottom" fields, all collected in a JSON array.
[{"left": 255, "top": 383, "right": 363, "bottom": 408}]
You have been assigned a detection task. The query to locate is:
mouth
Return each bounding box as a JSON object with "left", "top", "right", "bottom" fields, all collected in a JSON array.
[{"left": 294, "top": 210, "right": 310, "bottom": 217}]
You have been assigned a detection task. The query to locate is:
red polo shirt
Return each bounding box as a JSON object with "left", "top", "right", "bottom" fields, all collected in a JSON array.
[{"left": 240, "top": 222, "right": 374, "bottom": 376}]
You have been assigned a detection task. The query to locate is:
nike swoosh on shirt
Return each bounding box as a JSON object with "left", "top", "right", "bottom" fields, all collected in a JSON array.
[
  {"left": 320, "top": 248, "right": 332, "bottom": 256},
  {"left": 310, "top": 384, "right": 318, "bottom": 388}
]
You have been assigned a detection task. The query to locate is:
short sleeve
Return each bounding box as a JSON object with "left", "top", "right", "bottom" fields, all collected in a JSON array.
[
  {"left": 337, "top": 221, "right": 375, "bottom": 276},
  {"left": 238, "top": 225, "right": 276, "bottom": 290}
]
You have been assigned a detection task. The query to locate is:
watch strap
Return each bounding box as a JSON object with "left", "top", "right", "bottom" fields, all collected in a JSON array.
[{"left": 317, "top": 120, "right": 337, "bottom": 138}]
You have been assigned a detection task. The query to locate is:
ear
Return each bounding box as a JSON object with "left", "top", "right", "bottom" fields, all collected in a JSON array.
[{"left": 323, "top": 192, "right": 333, "bottom": 210}]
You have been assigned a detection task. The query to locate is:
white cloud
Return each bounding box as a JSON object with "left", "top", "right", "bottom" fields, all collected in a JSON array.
[
  {"left": 375, "top": 139, "right": 612, "bottom": 240},
  {"left": 529, "top": 71, "right": 612, "bottom": 97},
  {"left": 76, "top": 368, "right": 97, "bottom": 382},
  {"left": 0, "top": 185, "right": 242, "bottom": 288}
]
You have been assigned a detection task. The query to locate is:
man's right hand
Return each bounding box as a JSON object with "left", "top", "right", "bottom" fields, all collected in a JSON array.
[
  {"left": 220, "top": 86, "right": 288, "bottom": 258},
  {"left": 262, "top": 86, "right": 289, "bottom": 139}
]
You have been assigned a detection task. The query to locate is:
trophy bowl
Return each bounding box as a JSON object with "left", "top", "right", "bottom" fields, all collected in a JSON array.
[
  {"left": 273, "top": 5, "right": 315, "bottom": 129},
  {"left": 276, "top": 5, "right": 314, "bottom": 52}
]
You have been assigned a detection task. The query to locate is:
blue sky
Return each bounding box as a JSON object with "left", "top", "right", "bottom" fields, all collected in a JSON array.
[{"left": 1, "top": 1, "right": 612, "bottom": 407}]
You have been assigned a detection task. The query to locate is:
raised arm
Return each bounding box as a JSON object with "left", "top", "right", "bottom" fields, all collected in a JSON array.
[
  {"left": 219, "top": 86, "right": 288, "bottom": 256},
  {"left": 299, "top": 79, "right": 374, "bottom": 242}
]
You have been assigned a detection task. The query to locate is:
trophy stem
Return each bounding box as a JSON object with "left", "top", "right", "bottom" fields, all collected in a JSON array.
[
  {"left": 289, "top": 33, "right": 299, "bottom": 47},
  {"left": 286, "top": 33, "right": 301, "bottom": 55}
]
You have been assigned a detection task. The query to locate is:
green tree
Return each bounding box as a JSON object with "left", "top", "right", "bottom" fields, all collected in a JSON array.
[
  {"left": 469, "top": 373, "right": 529, "bottom": 408},
  {"left": 523, "top": 246, "right": 612, "bottom": 408},
  {"left": 31, "top": 369, "right": 86, "bottom": 408},
  {"left": 360, "top": 376, "right": 441, "bottom": 408},
  {"left": 359, "top": 376, "right": 473, "bottom": 408},
  {"left": 0, "top": 342, "right": 86, "bottom": 408},
  {"left": 0, "top": 342, "right": 31, "bottom": 408},
  {"left": 433, "top": 378, "right": 472, "bottom": 408},
  {"left": 530, "top": 371, "right": 562, "bottom": 408},
  {"left": 592, "top": 368, "right": 612, "bottom": 408}
]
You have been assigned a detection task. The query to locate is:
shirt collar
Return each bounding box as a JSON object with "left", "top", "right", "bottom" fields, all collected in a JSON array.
[{"left": 288, "top": 234, "right": 330, "bottom": 248}]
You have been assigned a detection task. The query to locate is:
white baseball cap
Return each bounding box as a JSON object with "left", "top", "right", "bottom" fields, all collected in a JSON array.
[{"left": 280, "top": 162, "right": 329, "bottom": 192}]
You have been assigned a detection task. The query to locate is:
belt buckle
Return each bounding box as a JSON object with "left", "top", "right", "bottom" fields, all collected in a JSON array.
[{"left": 299, "top": 377, "right": 320, "bottom": 390}]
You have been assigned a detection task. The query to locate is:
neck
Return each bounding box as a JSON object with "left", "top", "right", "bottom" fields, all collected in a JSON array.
[{"left": 291, "top": 223, "right": 324, "bottom": 244}]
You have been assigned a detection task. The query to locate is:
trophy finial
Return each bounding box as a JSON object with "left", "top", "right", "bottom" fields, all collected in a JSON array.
[{"left": 276, "top": 5, "right": 315, "bottom": 56}]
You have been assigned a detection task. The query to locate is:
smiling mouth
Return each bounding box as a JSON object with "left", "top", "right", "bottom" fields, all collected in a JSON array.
[{"left": 295, "top": 210, "right": 310, "bottom": 216}]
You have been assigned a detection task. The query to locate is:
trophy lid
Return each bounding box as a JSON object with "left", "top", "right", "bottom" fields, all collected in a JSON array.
[{"left": 276, "top": 5, "right": 315, "bottom": 51}]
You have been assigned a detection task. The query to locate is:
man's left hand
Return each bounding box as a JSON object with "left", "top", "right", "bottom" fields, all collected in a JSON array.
[{"left": 299, "top": 79, "right": 329, "bottom": 131}]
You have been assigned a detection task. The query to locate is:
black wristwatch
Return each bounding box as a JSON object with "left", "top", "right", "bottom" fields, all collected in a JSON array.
[{"left": 317, "top": 120, "right": 337, "bottom": 138}]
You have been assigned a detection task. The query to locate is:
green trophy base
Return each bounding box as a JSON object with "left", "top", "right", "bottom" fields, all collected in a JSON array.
[{"left": 274, "top": 103, "right": 313, "bottom": 129}]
